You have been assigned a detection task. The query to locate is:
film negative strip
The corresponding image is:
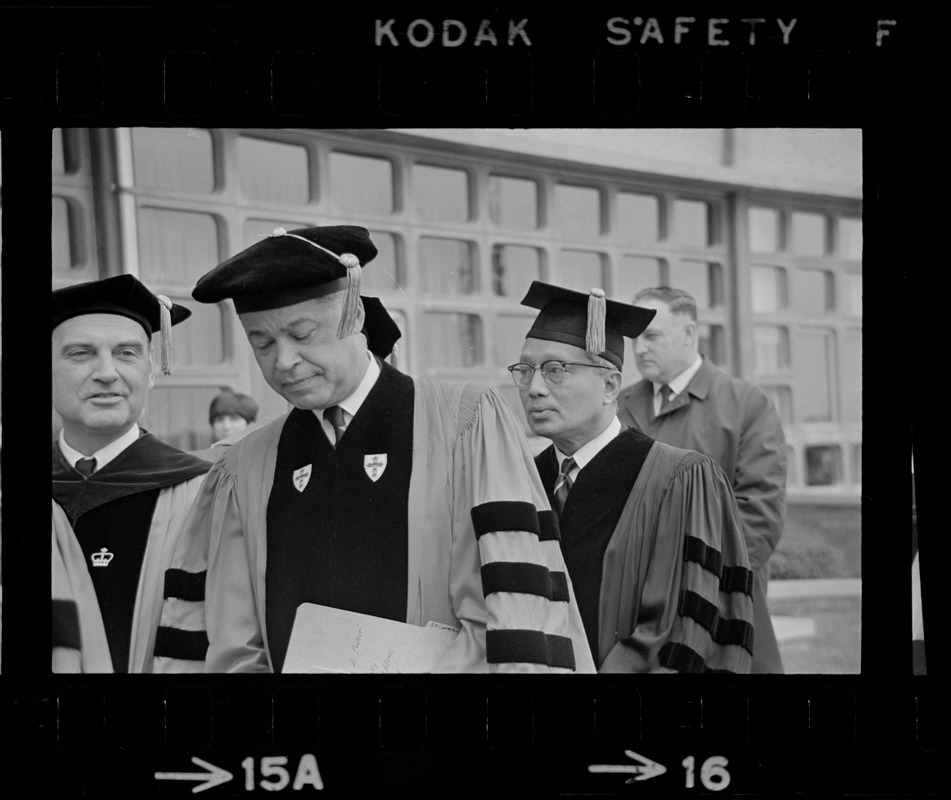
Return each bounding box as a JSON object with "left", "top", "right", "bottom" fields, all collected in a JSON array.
[{"left": 1, "top": 3, "right": 940, "bottom": 797}]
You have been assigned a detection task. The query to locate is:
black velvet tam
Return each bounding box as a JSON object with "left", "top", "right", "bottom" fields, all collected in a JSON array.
[
  {"left": 192, "top": 225, "right": 378, "bottom": 313},
  {"left": 52, "top": 274, "right": 191, "bottom": 336}
]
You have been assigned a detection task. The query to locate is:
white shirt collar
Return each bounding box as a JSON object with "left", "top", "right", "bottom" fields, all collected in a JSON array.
[
  {"left": 315, "top": 352, "right": 380, "bottom": 440},
  {"left": 653, "top": 354, "right": 703, "bottom": 399},
  {"left": 555, "top": 416, "right": 622, "bottom": 478},
  {"left": 58, "top": 424, "right": 140, "bottom": 472}
]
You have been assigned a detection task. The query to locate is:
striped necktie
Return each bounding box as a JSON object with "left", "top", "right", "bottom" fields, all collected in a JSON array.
[
  {"left": 324, "top": 405, "right": 348, "bottom": 445},
  {"left": 75, "top": 457, "right": 97, "bottom": 478},
  {"left": 553, "top": 456, "right": 576, "bottom": 516}
]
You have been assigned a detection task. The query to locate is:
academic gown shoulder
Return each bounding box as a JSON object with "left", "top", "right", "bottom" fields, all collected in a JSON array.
[
  {"left": 155, "top": 372, "right": 595, "bottom": 674},
  {"left": 597, "top": 442, "right": 755, "bottom": 673}
]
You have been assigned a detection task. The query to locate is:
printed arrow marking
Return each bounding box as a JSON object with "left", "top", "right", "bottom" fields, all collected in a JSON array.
[
  {"left": 588, "top": 749, "right": 667, "bottom": 782},
  {"left": 155, "top": 757, "right": 233, "bottom": 793}
]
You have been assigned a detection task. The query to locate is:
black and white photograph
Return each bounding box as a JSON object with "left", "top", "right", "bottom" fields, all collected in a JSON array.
[
  {"left": 51, "top": 127, "right": 862, "bottom": 676},
  {"left": 0, "top": 5, "right": 935, "bottom": 797}
]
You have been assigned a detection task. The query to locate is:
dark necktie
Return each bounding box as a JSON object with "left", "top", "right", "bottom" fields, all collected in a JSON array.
[
  {"left": 324, "top": 405, "right": 348, "bottom": 445},
  {"left": 75, "top": 457, "right": 97, "bottom": 478},
  {"left": 659, "top": 384, "right": 674, "bottom": 413},
  {"left": 553, "top": 456, "right": 576, "bottom": 516}
]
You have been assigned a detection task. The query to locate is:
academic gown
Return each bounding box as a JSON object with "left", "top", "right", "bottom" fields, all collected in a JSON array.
[
  {"left": 537, "top": 428, "right": 755, "bottom": 673},
  {"left": 51, "top": 434, "right": 210, "bottom": 673},
  {"left": 156, "top": 363, "right": 595, "bottom": 674},
  {"left": 617, "top": 357, "right": 786, "bottom": 673}
]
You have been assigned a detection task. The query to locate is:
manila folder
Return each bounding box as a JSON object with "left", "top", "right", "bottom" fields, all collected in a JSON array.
[{"left": 283, "top": 603, "right": 458, "bottom": 673}]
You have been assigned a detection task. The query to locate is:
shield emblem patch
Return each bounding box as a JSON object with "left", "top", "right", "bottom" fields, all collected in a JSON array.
[
  {"left": 293, "top": 464, "right": 312, "bottom": 493},
  {"left": 364, "top": 454, "right": 387, "bottom": 482}
]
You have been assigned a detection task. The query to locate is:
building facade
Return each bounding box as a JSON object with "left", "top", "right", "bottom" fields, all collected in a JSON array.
[{"left": 52, "top": 127, "right": 862, "bottom": 538}]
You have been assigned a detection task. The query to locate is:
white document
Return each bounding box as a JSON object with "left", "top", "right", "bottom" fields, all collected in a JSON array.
[{"left": 283, "top": 603, "right": 459, "bottom": 674}]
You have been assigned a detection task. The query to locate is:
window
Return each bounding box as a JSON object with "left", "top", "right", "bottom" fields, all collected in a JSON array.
[
  {"left": 794, "top": 269, "right": 835, "bottom": 314},
  {"left": 754, "top": 326, "right": 790, "bottom": 374},
  {"left": 418, "top": 238, "right": 477, "bottom": 295},
  {"left": 751, "top": 266, "right": 788, "bottom": 313},
  {"left": 842, "top": 331, "right": 862, "bottom": 424},
  {"left": 805, "top": 445, "right": 842, "bottom": 486},
  {"left": 173, "top": 300, "right": 227, "bottom": 366},
  {"left": 236, "top": 136, "right": 310, "bottom": 205},
  {"left": 52, "top": 198, "right": 79, "bottom": 273},
  {"left": 488, "top": 175, "right": 538, "bottom": 230},
  {"left": 846, "top": 273, "right": 862, "bottom": 318},
  {"left": 493, "top": 314, "right": 534, "bottom": 367},
  {"left": 363, "top": 231, "right": 405, "bottom": 295},
  {"left": 492, "top": 245, "right": 542, "bottom": 297},
  {"left": 555, "top": 184, "right": 601, "bottom": 239},
  {"left": 850, "top": 444, "right": 862, "bottom": 485},
  {"left": 840, "top": 217, "right": 862, "bottom": 260},
  {"left": 749, "top": 207, "right": 780, "bottom": 253},
  {"left": 52, "top": 129, "right": 81, "bottom": 176},
  {"left": 242, "top": 218, "right": 312, "bottom": 249},
  {"left": 418, "top": 313, "right": 483, "bottom": 368},
  {"left": 137, "top": 208, "right": 220, "bottom": 284},
  {"left": 329, "top": 152, "right": 394, "bottom": 216},
  {"left": 414, "top": 164, "right": 469, "bottom": 223},
  {"left": 790, "top": 211, "right": 827, "bottom": 255},
  {"left": 675, "top": 199, "right": 713, "bottom": 247},
  {"left": 796, "top": 329, "right": 835, "bottom": 422},
  {"left": 617, "top": 192, "right": 659, "bottom": 245},
  {"left": 762, "top": 386, "right": 794, "bottom": 425},
  {"left": 142, "top": 385, "right": 223, "bottom": 452},
  {"left": 670, "top": 261, "right": 723, "bottom": 309},
  {"left": 558, "top": 250, "right": 606, "bottom": 292},
  {"left": 131, "top": 128, "right": 215, "bottom": 194},
  {"left": 615, "top": 256, "right": 663, "bottom": 304},
  {"left": 697, "top": 324, "right": 726, "bottom": 367}
]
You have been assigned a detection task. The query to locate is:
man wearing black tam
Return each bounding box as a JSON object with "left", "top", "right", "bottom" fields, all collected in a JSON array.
[
  {"left": 157, "top": 226, "right": 594, "bottom": 674},
  {"left": 51, "top": 274, "right": 211, "bottom": 673},
  {"left": 512, "top": 281, "right": 755, "bottom": 673}
]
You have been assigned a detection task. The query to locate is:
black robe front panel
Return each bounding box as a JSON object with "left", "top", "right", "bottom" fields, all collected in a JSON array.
[
  {"left": 72, "top": 489, "right": 160, "bottom": 673},
  {"left": 536, "top": 428, "right": 654, "bottom": 666},
  {"left": 266, "top": 362, "right": 415, "bottom": 672}
]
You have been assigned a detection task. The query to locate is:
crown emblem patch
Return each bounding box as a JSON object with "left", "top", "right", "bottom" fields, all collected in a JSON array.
[
  {"left": 364, "top": 454, "right": 387, "bottom": 482},
  {"left": 91, "top": 547, "right": 114, "bottom": 567}
]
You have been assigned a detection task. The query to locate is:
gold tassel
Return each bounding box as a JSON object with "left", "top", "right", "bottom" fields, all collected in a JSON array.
[
  {"left": 586, "top": 288, "right": 607, "bottom": 359},
  {"left": 336, "top": 253, "right": 362, "bottom": 339},
  {"left": 156, "top": 294, "right": 174, "bottom": 375}
]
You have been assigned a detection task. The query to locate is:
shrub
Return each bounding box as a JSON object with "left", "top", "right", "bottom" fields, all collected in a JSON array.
[{"left": 769, "top": 533, "right": 845, "bottom": 580}]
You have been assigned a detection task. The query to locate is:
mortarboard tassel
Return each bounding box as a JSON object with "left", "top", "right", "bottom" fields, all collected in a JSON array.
[
  {"left": 272, "top": 228, "right": 363, "bottom": 341},
  {"left": 156, "top": 294, "right": 174, "bottom": 375},
  {"left": 586, "top": 288, "right": 607, "bottom": 360},
  {"left": 336, "top": 253, "right": 362, "bottom": 339}
]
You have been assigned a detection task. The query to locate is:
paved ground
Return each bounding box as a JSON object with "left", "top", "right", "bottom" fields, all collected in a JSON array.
[{"left": 768, "top": 580, "right": 862, "bottom": 674}]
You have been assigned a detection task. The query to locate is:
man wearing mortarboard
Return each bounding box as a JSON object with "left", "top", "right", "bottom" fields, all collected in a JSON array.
[
  {"left": 511, "top": 282, "right": 755, "bottom": 673},
  {"left": 155, "top": 226, "right": 594, "bottom": 673},
  {"left": 51, "top": 275, "right": 212, "bottom": 673}
]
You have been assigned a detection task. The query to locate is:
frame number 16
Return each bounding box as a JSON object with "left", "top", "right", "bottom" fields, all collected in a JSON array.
[{"left": 682, "top": 755, "right": 731, "bottom": 791}]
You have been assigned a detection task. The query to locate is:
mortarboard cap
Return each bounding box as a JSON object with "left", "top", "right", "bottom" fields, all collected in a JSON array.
[
  {"left": 51, "top": 274, "right": 191, "bottom": 375},
  {"left": 192, "top": 225, "right": 377, "bottom": 340},
  {"left": 520, "top": 281, "right": 656, "bottom": 369}
]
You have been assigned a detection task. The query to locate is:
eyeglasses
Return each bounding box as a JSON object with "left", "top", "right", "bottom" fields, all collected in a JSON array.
[{"left": 507, "top": 360, "right": 616, "bottom": 389}]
